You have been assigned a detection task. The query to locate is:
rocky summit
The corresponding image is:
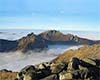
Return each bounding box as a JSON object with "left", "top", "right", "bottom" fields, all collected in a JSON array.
[
  {"left": 16, "top": 33, "right": 48, "bottom": 52},
  {"left": 16, "top": 57, "right": 100, "bottom": 80},
  {"left": 0, "top": 30, "right": 100, "bottom": 52},
  {"left": 38, "top": 30, "right": 99, "bottom": 45}
]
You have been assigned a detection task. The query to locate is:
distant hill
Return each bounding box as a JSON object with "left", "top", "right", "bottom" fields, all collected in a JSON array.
[
  {"left": 52, "top": 44, "right": 100, "bottom": 63},
  {"left": 38, "top": 30, "right": 100, "bottom": 45},
  {"left": 0, "top": 30, "right": 100, "bottom": 52}
]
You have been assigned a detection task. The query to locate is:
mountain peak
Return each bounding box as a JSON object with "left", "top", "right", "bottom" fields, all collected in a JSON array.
[
  {"left": 16, "top": 32, "right": 47, "bottom": 52},
  {"left": 40, "top": 30, "right": 62, "bottom": 35}
]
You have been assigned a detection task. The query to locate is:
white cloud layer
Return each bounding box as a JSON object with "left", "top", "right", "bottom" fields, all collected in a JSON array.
[{"left": 0, "top": 45, "right": 81, "bottom": 71}]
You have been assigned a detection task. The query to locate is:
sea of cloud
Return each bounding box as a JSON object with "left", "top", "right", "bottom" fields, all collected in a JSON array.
[
  {"left": 0, "top": 45, "right": 82, "bottom": 71},
  {"left": 0, "top": 50, "right": 56, "bottom": 71},
  {"left": 0, "top": 30, "right": 99, "bottom": 71}
]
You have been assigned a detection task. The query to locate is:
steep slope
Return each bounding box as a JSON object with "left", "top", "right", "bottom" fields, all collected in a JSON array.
[
  {"left": 0, "top": 33, "right": 48, "bottom": 52},
  {"left": 0, "top": 72, "right": 17, "bottom": 80},
  {"left": 38, "top": 30, "right": 98, "bottom": 45},
  {"left": 16, "top": 33, "right": 48, "bottom": 52},
  {"left": 52, "top": 44, "right": 100, "bottom": 63}
]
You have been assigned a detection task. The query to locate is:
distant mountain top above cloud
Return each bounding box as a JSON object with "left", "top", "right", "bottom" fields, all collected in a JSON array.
[{"left": 0, "top": 30, "right": 100, "bottom": 53}]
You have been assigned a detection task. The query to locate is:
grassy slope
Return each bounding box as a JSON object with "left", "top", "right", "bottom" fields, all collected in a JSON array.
[
  {"left": 53, "top": 44, "right": 100, "bottom": 63},
  {"left": 0, "top": 72, "right": 17, "bottom": 80}
]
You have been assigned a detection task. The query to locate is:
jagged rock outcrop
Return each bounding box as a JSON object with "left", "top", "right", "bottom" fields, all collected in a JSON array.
[{"left": 16, "top": 57, "right": 100, "bottom": 80}]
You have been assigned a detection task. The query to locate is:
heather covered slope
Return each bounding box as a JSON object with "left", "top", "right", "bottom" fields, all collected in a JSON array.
[
  {"left": 52, "top": 44, "right": 100, "bottom": 63},
  {"left": 0, "top": 72, "right": 17, "bottom": 80}
]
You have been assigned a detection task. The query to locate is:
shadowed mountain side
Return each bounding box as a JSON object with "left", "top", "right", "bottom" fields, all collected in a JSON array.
[
  {"left": 16, "top": 33, "right": 48, "bottom": 52},
  {"left": 0, "top": 30, "right": 100, "bottom": 52},
  {"left": 95, "top": 40, "right": 100, "bottom": 44},
  {"left": 52, "top": 44, "right": 100, "bottom": 63},
  {"left": 0, "top": 39, "right": 18, "bottom": 52},
  {"left": 0, "top": 33, "right": 48, "bottom": 52}
]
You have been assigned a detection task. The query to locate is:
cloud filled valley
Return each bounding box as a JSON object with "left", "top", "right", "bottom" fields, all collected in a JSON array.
[
  {"left": 0, "top": 45, "right": 82, "bottom": 71},
  {"left": 0, "top": 50, "right": 56, "bottom": 71}
]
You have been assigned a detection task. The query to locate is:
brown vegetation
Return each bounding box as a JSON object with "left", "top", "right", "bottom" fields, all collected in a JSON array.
[
  {"left": 53, "top": 44, "right": 100, "bottom": 63},
  {"left": 0, "top": 72, "right": 17, "bottom": 80}
]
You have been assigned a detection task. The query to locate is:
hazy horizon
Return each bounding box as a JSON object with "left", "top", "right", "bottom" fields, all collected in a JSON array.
[{"left": 0, "top": 29, "right": 100, "bottom": 40}]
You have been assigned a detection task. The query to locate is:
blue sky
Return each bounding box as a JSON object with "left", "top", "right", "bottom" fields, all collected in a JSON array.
[{"left": 0, "top": 0, "right": 99, "bottom": 31}]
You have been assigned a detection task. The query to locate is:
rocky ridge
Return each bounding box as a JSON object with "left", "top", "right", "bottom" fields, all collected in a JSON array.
[
  {"left": 0, "top": 33, "right": 48, "bottom": 52},
  {"left": 15, "top": 44, "right": 100, "bottom": 80},
  {"left": 38, "top": 30, "right": 99, "bottom": 45},
  {"left": 0, "top": 30, "right": 100, "bottom": 52},
  {"left": 16, "top": 57, "right": 100, "bottom": 80}
]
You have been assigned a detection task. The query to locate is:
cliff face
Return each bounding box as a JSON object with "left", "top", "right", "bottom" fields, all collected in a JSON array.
[
  {"left": 52, "top": 44, "right": 100, "bottom": 63},
  {"left": 38, "top": 30, "right": 97, "bottom": 45}
]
